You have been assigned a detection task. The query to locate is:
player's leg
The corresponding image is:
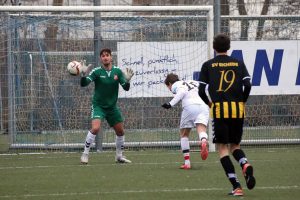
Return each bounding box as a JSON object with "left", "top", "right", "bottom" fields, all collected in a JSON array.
[
  {"left": 218, "top": 143, "right": 243, "bottom": 196},
  {"left": 81, "top": 104, "right": 104, "bottom": 164},
  {"left": 195, "top": 104, "right": 209, "bottom": 160},
  {"left": 180, "top": 128, "right": 191, "bottom": 169},
  {"left": 229, "top": 119, "right": 255, "bottom": 190},
  {"left": 231, "top": 144, "right": 256, "bottom": 190},
  {"left": 179, "top": 106, "right": 196, "bottom": 169},
  {"left": 214, "top": 119, "right": 243, "bottom": 196},
  {"left": 113, "top": 122, "right": 131, "bottom": 163},
  {"left": 108, "top": 107, "right": 131, "bottom": 163},
  {"left": 196, "top": 123, "right": 209, "bottom": 160},
  {"left": 81, "top": 119, "right": 101, "bottom": 164}
]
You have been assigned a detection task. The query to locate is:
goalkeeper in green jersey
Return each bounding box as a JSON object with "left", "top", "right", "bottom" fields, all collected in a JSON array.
[{"left": 80, "top": 48, "right": 134, "bottom": 164}]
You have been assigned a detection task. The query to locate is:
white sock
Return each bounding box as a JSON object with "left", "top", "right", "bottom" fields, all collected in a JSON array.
[
  {"left": 180, "top": 137, "right": 190, "bottom": 165},
  {"left": 83, "top": 131, "right": 96, "bottom": 154},
  {"left": 116, "top": 135, "right": 124, "bottom": 158},
  {"left": 199, "top": 132, "right": 208, "bottom": 142}
]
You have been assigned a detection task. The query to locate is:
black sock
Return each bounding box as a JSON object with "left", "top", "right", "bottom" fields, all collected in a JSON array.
[
  {"left": 232, "top": 149, "right": 248, "bottom": 168},
  {"left": 220, "top": 156, "right": 241, "bottom": 189},
  {"left": 182, "top": 149, "right": 189, "bottom": 154}
]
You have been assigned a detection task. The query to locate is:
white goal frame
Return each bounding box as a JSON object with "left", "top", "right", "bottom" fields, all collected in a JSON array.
[{"left": 1, "top": 5, "right": 215, "bottom": 152}]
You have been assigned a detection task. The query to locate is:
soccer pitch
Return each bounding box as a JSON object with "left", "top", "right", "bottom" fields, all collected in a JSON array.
[{"left": 0, "top": 148, "right": 299, "bottom": 200}]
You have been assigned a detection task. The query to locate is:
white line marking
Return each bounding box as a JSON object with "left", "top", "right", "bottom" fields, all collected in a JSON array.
[
  {"left": 0, "top": 161, "right": 213, "bottom": 170},
  {"left": 0, "top": 157, "right": 289, "bottom": 170},
  {"left": 0, "top": 185, "right": 298, "bottom": 198}
]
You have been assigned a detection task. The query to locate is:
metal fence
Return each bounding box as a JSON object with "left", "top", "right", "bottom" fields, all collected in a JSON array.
[{"left": 0, "top": 3, "right": 299, "bottom": 152}]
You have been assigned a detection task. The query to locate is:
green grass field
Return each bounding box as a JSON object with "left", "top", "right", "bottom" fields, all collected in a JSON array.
[{"left": 0, "top": 148, "right": 300, "bottom": 200}]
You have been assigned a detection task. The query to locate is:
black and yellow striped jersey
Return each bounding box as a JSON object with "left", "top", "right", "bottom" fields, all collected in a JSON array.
[{"left": 199, "top": 55, "right": 251, "bottom": 119}]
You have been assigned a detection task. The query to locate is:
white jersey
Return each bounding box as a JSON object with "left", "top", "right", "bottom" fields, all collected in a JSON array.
[{"left": 169, "top": 80, "right": 206, "bottom": 108}]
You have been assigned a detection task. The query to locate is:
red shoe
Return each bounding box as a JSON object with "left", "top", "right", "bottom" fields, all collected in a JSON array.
[
  {"left": 180, "top": 164, "right": 191, "bottom": 170},
  {"left": 243, "top": 163, "right": 256, "bottom": 190},
  {"left": 228, "top": 187, "right": 243, "bottom": 196},
  {"left": 200, "top": 140, "right": 208, "bottom": 160}
]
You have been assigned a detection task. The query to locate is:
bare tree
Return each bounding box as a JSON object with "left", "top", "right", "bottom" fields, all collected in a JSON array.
[
  {"left": 237, "top": 0, "right": 249, "bottom": 40},
  {"left": 1, "top": 0, "right": 21, "bottom": 5},
  {"left": 44, "top": 0, "right": 64, "bottom": 51},
  {"left": 220, "top": 0, "right": 230, "bottom": 33},
  {"left": 278, "top": 0, "right": 300, "bottom": 15},
  {"left": 256, "top": 0, "right": 270, "bottom": 40},
  {"left": 132, "top": 0, "right": 151, "bottom": 5}
]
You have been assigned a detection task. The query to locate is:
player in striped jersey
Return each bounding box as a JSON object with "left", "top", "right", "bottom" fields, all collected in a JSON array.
[
  {"left": 162, "top": 73, "right": 209, "bottom": 169},
  {"left": 198, "top": 33, "right": 255, "bottom": 196}
]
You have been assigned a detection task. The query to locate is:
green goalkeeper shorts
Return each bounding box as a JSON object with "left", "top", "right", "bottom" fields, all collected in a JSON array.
[{"left": 91, "top": 104, "right": 124, "bottom": 127}]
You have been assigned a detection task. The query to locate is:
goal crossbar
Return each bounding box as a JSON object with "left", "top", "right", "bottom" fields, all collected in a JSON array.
[{"left": 0, "top": 5, "right": 213, "bottom": 12}]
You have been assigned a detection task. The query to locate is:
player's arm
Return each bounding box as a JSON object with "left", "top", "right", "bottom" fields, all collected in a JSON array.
[
  {"left": 198, "top": 63, "right": 210, "bottom": 106},
  {"left": 162, "top": 86, "right": 185, "bottom": 109},
  {"left": 198, "top": 82, "right": 210, "bottom": 105},
  {"left": 241, "top": 62, "right": 252, "bottom": 102},
  {"left": 119, "top": 72, "right": 130, "bottom": 91},
  {"left": 119, "top": 68, "right": 134, "bottom": 91},
  {"left": 121, "top": 82, "right": 130, "bottom": 91},
  {"left": 80, "top": 76, "right": 92, "bottom": 87},
  {"left": 169, "top": 87, "right": 185, "bottom": 107},
  {"left": 242, "top": 77, "right": 251, "bottom": 102},
  {"left": 80, "top": 67, "right": 95, "bottom": 87}
]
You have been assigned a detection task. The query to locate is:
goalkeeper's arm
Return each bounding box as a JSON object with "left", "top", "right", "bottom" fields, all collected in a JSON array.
[
  {"left": 80, "top": 77, "right": 92, "bottom": 87},
  {"left": 123, "top": 68, "right": 134, "bottom": 82},
  {"left": 122, "top": 82, "right": 130, "bottom": 91},
  {"left": 79, "top": 60, "right": 93, "bottom": 87},
  {"left": 120, "top": 68, "right": 133, "bottom": 91}
]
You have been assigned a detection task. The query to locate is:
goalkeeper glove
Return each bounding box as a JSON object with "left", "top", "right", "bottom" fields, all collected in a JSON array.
[
  {"left": 80, "top": 60, "right": 93, "bottom": 77},
  {"left": 122, "top": 68, "right": 134, "bottom": 82},
  {"left": 162, "top": 103, "right": 172, "bottom": 109}
]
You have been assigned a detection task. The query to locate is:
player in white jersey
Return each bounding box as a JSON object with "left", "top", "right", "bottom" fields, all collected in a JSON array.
[{"left": 162, "top": 73, "right": 210, "bottom": 169}]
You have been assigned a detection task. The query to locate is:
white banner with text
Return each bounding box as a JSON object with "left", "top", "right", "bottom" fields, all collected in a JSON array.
[{"left": 117, "top": 41, "right": 300, "bottom": 97}]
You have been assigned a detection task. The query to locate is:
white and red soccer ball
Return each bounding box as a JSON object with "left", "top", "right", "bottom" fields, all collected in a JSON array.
[{"left": 67, "top": 61, "right": 82, "bottom": 76}]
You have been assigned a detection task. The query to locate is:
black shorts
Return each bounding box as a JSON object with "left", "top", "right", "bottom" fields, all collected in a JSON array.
[{"left": 212, "top": 118, "right": 244, "bottom": 144}]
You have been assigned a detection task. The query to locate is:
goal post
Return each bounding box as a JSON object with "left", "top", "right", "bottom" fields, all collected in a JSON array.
[{"left": 0, "top": 5, "right": 216, "bottom": 152}]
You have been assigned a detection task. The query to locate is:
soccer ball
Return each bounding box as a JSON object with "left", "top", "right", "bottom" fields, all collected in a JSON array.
[{"left": 67, "top": 61, "right": 82, "bottom": 76}]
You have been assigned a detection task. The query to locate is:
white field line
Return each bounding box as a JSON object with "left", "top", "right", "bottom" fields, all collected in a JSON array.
[
  {"left": 0, "top": 185, "right": 298, "bottom": 198},
  {"left": 0, "top": 147, "right": 294, "bottom": 159},
  {"left": 0, "top": 150, "right": 178, "bottom": 159},
  {"left": 0, "top": 157, "right": 289, "bottom": 170},
  {"left": 0, "top": 161, "right": 217, "bottom": 170},
  {"left": 0, "top": 156, "right": 292, "bottom": 170}
]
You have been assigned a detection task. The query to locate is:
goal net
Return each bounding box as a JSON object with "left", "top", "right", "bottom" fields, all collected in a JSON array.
[
  {"left": 0, "top": 6, "right": 299, "bottom": 153},
  {"left": 0, "top": 6, "right": 215, "bottom": 152}
]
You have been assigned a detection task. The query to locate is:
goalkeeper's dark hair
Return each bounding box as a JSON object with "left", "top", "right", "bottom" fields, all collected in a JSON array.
[
  {"left": 164, "top": 73, "right": 179, "bottom": 86},
  {"left": 213, "top": 33, "right": 230, "bottom": 53},
  {"left": 100, "top": 48, "right": 112, "bottom": 56}
]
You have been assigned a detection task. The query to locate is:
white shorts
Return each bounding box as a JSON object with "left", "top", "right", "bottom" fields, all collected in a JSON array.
[{"left": 180, "top": 104, "right": 209, "bottom": 129}]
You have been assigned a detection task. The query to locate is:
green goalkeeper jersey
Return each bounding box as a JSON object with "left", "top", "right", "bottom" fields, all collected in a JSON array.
[{"left": 80, "top": 65, "right": 130, "bottom": 108}]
